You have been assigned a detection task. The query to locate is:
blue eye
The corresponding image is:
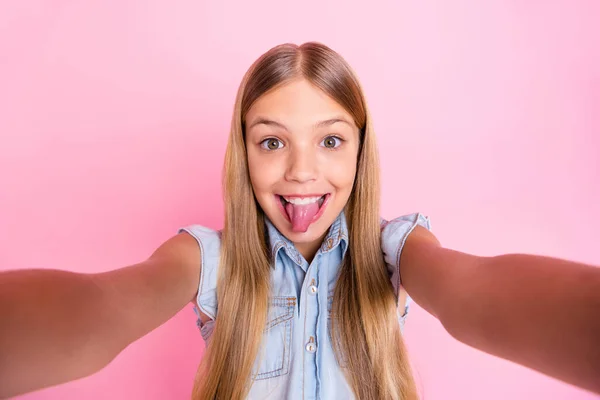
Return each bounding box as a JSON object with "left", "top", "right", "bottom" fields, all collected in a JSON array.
[
  {"left": 321, "top": 136, "right": 343, "bottom": 149},
  {"left": 260, "top": 138, "right": 283, "bottom": 150}
]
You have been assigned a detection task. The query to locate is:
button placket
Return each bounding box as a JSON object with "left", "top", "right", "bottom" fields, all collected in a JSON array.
[{"left": 305, "top": 276, "right": 318, "bottom": 353}]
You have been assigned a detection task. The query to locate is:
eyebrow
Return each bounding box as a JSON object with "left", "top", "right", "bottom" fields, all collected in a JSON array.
[{"left": 246, "top": 117, "right": 354, "bottom": 132}]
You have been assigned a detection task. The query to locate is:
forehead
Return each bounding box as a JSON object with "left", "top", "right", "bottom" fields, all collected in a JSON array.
[{"left": 245, "top": 78, "right": 355, "bottom": 128}]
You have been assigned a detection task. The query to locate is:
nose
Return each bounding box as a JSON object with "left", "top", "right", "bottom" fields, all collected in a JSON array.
[{"left": 284, "top": 146, "right": 318, "bottom": 183}]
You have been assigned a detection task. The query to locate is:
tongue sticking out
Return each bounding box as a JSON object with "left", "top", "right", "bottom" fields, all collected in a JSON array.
[{"left": 285, "top": 201, "right": 320, "bottom": 232}]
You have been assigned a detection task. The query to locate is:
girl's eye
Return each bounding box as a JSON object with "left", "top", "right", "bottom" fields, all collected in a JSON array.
[
  {"left": 260, "top": 138, "right": 283, "bottom": 150},
  {"left": 321, "top": 136, "right": 343, "bottom": 149}
]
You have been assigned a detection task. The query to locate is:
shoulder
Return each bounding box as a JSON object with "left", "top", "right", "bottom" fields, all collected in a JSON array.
[
  {"left": 147, "top": 231, "right": 205, "bottom": 302},
  {"left": 146, "top": 224, "right": 221, "bottom": 305},
  {"left": 176, "top": 225, "right": 222, "bottom": 277},
  {"left": 380, "top": 212, "right": 443, "bottom": 279},
  {"left": 405, "top": 224, "right": 440, "bottom": 248},
  {"left": 380, "top": 213, "right": 435, "bottom": 267},
  {"left": 174, "top": 223, "right": 222, "bottom": 276},
  {"left": 178, "top": 225, "right": 222, "bottom": 246}
]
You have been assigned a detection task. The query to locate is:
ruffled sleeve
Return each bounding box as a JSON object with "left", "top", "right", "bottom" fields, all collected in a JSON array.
[
  {"left": 178, "top": 225, "right": 221, "bottom": 342},
  {"left": 380, "top": 213, "right": 432, "bottom": 332}
]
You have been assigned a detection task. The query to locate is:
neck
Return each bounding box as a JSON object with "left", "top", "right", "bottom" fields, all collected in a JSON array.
[{"left": 294, "top": 232, "right": 326, "bottom": 264}]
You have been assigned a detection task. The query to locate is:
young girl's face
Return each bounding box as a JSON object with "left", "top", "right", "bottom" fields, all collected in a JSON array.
[{"left": 245, "top": 78, "right": 360, "bottom": 257}]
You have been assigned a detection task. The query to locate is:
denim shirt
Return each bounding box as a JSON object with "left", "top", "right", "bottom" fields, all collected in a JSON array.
[{"left": 179, "top": 211, "right": 431, "bottom": 400}]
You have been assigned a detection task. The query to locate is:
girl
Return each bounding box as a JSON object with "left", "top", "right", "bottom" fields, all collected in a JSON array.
[{"left": 1, "top": 42, "right": 599, "bottom": 399}]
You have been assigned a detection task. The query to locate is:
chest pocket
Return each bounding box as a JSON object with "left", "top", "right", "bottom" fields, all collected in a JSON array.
[{"left": 253, "top": 296, "right": 296, "bottom": 380}]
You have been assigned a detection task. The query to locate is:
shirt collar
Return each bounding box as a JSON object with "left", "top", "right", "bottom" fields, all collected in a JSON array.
[{"left": 265, "top": 210, "right": 349, "bottom": 267}]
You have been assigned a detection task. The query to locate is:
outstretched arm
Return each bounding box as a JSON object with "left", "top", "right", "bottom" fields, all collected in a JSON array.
[
  {"left": 0, "top": 232, "right": 202, "bottom": 398},
  {"left": 401, "top": 226, "right": 600, "bottom": 394}
]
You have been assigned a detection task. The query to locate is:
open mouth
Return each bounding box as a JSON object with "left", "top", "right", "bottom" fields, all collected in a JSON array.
[
  {"left": 275, "top": 193, "right": 331, "bottom": 229},
  {"left": 278, "top": 194, "right": 327, "bottom": 208}
]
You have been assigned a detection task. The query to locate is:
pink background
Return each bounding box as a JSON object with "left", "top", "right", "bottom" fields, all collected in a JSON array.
[{"left": 1, "top": 1, "right": 599, "bottom": 399}]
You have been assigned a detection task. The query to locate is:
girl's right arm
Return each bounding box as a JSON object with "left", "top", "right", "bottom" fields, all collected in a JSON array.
[{"left": 0, "top": 232, "right": 202, "bottom": 398}]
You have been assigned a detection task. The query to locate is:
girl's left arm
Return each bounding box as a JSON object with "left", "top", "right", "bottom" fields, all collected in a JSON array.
[{"left": 401, "top": 226, "right": 600, "bottom": 394}]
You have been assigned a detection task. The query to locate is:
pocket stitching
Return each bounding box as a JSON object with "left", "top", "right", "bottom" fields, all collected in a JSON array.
[
  {"left": 254, "top": 296, "right": 296, "bottom": 380},
  {"left": 266, "top": 305, "right": 294, "bottom": 329}
]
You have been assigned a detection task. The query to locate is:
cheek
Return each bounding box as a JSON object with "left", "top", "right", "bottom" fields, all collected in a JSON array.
[
  {"left": 247, "top": 151, "right": 264, "bottom": 191},
  {"left": 326, "top": 157, "right": 357, "bottom": 191},
  {"left": 248, "top": 151, "right": 280, "bottom": 193}
]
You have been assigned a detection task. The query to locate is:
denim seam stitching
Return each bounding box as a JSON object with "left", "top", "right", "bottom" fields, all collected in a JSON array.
[{"left": 255, "top": 297, "right": 296, "bottom": 380}]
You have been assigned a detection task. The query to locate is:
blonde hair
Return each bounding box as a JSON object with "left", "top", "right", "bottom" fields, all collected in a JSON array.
[{"left": 192, "top": 42, "right": 418, "bottom": 400}]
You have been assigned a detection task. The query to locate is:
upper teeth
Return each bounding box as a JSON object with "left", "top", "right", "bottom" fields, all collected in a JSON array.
[{"left": 283, "top": 196, "right": 323, "bottom": 205}]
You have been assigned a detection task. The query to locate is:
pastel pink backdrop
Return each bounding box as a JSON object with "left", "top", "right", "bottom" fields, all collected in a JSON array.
[{"left": 1, "top": 1, "right": 598, "bottom": 399}]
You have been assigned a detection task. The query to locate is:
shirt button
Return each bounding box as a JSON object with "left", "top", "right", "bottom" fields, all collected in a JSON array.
[
  {"left": 308, "top": 278, "right": 317, "bottom": 295},
  {"left": 305, "top": 337, "right": 317, "bottom": 353}
]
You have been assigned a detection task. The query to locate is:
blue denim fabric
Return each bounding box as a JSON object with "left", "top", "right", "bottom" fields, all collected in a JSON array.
[{"left": 179, "top": 211, "right": 431, "bottom": 399}]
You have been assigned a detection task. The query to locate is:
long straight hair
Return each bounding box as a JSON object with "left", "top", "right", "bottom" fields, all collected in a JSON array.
[{"left": 192, "top": 42, "right": 418, "bottom": 400}]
